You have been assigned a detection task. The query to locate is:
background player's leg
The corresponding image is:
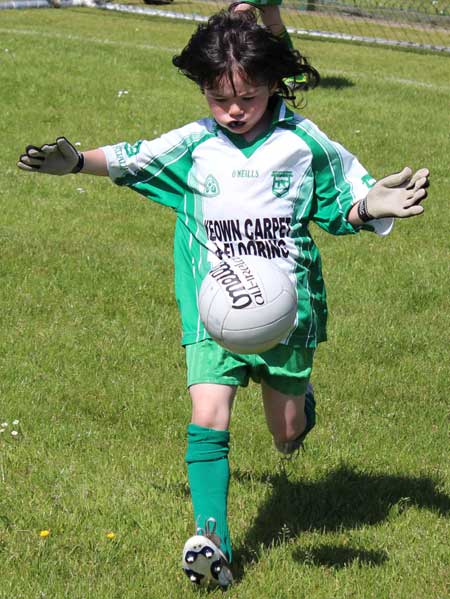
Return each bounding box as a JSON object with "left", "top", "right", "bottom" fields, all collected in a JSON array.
[
  {"left": 231, "top": 2, "right": 307, "bottom": 88},
  {"left": 233, "top": 3, "right": 287, "bottom": 37}
]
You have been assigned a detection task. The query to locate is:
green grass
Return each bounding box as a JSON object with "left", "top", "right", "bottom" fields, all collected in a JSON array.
[{"left": 1, "top": 8, "right": 449, "bottom": 599}]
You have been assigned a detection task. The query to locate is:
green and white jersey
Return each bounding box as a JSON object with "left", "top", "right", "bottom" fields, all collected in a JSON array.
[{"left": 102, "top": 98, "right": 392, "bottom": 348}]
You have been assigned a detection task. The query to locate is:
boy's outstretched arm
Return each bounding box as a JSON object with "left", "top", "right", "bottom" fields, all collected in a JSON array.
[
  {"left": 348, "top": 167, "right": 430, "bottom": 226},
  {"left": 17, "top": 137, "right": 108, "bottom": 177}
]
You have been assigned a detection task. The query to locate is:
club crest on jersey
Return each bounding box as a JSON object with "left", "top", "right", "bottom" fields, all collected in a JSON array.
[
  {"left": 362, "top": 173, "right": 377, "bottom": 188},
  {"left": 271, "top": 170, "right": 293, "bottom": 198},
  {"left": 204, "top": 174, "right": 220, "bottom": 197}
]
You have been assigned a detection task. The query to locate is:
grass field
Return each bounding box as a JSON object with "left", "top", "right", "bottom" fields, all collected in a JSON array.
[{"left": 1, "top": 7, "right": 449, "bottom": 599}]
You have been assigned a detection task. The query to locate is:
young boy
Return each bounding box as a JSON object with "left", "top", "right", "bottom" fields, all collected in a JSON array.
[{"left": 17, "top": 10, "right": 429, "bottom": 589}]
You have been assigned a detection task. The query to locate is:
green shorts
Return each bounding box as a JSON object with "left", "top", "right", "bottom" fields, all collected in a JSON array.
[{"left": 186, "top": 339, "right": 314, "bottom": 396}]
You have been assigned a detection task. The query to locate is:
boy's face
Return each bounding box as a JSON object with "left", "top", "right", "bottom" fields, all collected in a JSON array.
[{"left": 204, "top": 72, "right": 275, "bottom": 141}]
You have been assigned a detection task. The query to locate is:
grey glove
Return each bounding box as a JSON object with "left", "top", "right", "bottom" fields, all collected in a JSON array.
[
  {"left": 17, "top": 137, "right": 84, "bottom": 175},
  {"left": 358, "top": 167, "right": 430, "bottom": 221}
]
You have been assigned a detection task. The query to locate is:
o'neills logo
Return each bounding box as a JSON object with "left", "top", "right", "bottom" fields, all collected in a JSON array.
[{"left": 209, "top": 258, "right": 265, "bottom": 310}]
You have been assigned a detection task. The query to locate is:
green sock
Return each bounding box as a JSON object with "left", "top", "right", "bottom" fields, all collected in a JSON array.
[
  {"left": 278, "top": 27, "right": 294, "bottom": 50},
  {"left": 185, "top": 423, "right": 232, "bottom": 562}
]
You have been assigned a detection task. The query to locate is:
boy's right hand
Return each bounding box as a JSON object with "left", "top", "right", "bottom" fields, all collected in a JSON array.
[{"left": 17, "top": 137, "right": 84, "bottom": 175}]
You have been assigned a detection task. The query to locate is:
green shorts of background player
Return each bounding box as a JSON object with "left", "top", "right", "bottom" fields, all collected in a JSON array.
[{"left": 17, "top": 9, "right": 430, "bottom": 591}]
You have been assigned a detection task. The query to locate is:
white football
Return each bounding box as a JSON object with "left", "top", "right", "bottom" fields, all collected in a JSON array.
[{"left": 199, "top": 255, "right": 297, "bottom": 354}]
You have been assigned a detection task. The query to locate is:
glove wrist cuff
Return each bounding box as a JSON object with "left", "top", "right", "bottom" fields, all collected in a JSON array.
[
  {"left": 71, "top": 152, "right": 84, "bottom": 174},
  {"left": 357, "top": 197, "right": 375, "bottom": 222}
]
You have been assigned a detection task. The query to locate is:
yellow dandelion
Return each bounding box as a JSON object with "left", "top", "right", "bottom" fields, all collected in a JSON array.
[
  {"left": 39, "top": 529, "right": 50, "bottom": 538},
  {"left": 106, "top": 532, "right": 116, "bottom": 540}
]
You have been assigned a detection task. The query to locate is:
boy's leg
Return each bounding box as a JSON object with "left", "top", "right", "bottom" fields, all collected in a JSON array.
[
  {"left": 187, "top": 383, "right": 236, "bottom": 560},
  {"left": 183, "top": 383, "right": 236, "bottom": 587},
  {"left": 262, "top": 380, "right": 315, "bottom": 454}
]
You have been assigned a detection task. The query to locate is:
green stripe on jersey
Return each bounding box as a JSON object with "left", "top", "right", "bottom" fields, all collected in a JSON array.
[
  {"left": 291, "top": 120, "right": 358, "bottom": 236},
  {"left": 178, "top": 171, "right": 211, "bottom": 344},
  {"left": 115, "top": 131, "right": 215, "bottom": 210},
  {"left": 283, "top": 165, "right": 327, "bottom": 347}
]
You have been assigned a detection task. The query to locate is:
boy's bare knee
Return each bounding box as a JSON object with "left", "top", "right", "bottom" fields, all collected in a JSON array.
[
  {"left": 192, "top": 412, "right": 228, "bottom": 431},
  {"left": 189, "top": 383, "right": 236, "bottom": 431}
]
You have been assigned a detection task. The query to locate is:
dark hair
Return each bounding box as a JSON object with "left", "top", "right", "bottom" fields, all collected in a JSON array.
[{"left": 172, "top": 10, "right": 320, "bottom": 104}]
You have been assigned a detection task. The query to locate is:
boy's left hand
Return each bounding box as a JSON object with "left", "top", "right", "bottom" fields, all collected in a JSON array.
[{"left": 365, "top": 167, "right": 430, "bottom": 219}]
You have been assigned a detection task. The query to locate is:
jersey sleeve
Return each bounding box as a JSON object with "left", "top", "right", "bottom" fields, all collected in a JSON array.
[
  {"left": 305, "top": 123, "right": 393, "bottom": 236},
  {"left": 101, "top": 126, "right": 200, "bottom": 210}
]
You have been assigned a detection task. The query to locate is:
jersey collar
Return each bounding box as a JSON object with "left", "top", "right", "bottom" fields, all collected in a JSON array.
[{"left": 269, "top": 95, "right": 296, "bottom": 127}]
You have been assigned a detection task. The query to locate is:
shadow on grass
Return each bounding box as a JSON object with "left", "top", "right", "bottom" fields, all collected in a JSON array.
[
  {"left": 232, "top": 464, "right": 449, "bottom": 578},
  {"left": 318, "top": 76, "right": 354, "bottom": 89},
  {"left": 293, "top": 545, "right": 388, "bottom": 569}
]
